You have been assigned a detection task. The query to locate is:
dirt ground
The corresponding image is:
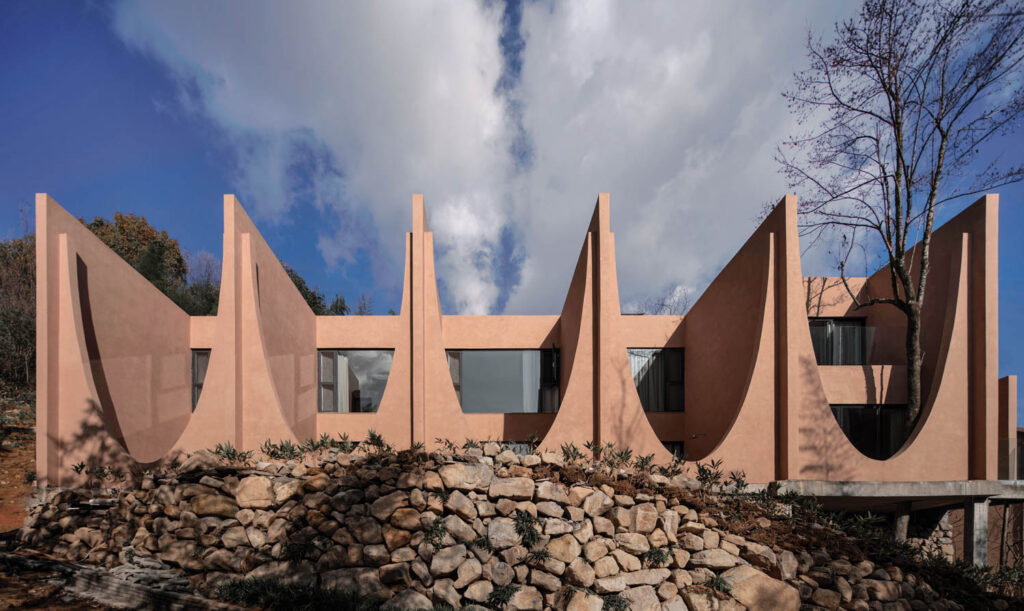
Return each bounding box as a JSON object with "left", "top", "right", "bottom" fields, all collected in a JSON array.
[
  {"left": 0, "top": 398, "right": 113, "bottom": 610},
  {"left": 0, "top": 399, "right": 35, "bottom": 533},
  {"left": 0, "top": 558, "right": 110, "bottom": 610}
]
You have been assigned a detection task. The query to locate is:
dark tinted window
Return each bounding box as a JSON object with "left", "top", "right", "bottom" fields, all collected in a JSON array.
[
  {"left": 191, "top": 349, "right": 210, "bottom": 411},
  {"left": 446, "top": 350, "right": 560, "bottom": 413},
  {"left": 830, "top": 404, "right": 908, "bottom": 460},
  {"left": 628, "top": 348, "right": 684, "bottom": 412},
  {"left": 809, "top": 318, "right": 866, "bottom": 365}
]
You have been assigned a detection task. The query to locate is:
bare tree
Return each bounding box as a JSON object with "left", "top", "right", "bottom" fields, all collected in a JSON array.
[
  {"left": 631, "top": 285, "right": 691, "bottom": 315},
  {"left": 778, "top": 0, "right": 1024, "bottom": 424},
  {"left": 355, "top": 292, "right": 374, "bottom": 315}
]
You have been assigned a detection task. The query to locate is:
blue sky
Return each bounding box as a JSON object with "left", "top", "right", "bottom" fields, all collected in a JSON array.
[{"left": 1, "top": 1, "right": 1021, "bottom": 410}]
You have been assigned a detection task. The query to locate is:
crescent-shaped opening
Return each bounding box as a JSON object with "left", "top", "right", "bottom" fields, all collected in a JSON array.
[{"left": 828, "top": 403, "right": 910, "bottom": 460}]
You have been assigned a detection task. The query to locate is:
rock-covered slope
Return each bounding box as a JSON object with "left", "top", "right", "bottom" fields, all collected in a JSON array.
[{"left": 14, "top": 444, "right": 1008, "bottom": 610}]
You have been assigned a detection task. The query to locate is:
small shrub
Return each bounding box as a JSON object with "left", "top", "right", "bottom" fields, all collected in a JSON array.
[
  {"left": 526, "top": 549, "right": 551, "bottom": 564},
  {"left": 604, "top": 444, "right": 633, "bottom": 470},
  {"left": 261, "top": 439, "right": 302, "bottom": 460},
  {"left": 282, "top": 540, "right": 315, "bottom": 562},
  {"left": 71, "top": 462, "right": 86, "bottom": 474},
  {"left": 216, "top": 577, "right": 384, "bottom": 611},
  {"left": 361, "top": 429, "right": 393, "bottom": 458},
  {"left": 641, "top": 547, "right": 671, "bottom": 567},
  {"left": 656, "top": 456, "right": 685, "bottom": 478},
  {"left": 727, "top": 469, "right": 747, "bottom": 493},
  {"left": 336, "top": 432, "right": 357, "bottom": 453},
  {"left": 299, "top": 433, "right": 332, "bottom": 454},
  {"left": 632, "top": 453, "right": 654, "bottom": 474},
  {"left": 23, "top": 467, "right": 35, "bottom": 483},
  {"left": 212, "top": 441, "right": 254, "bottom": 464},
  {"left": 462, "top": 439, "right": 481, "bottom": 450},
  {"left": 513, "top": 509, "right": 543, "bottom": 549},
  {"left": 435, "top": 437, "right": 459, "bottom": 453},
  {"left": 410, "top": 441, "right": 425, "bottom": 452},
  {"left": 471, "top": 535, "right": 496, "bottom": 553},
  {"left": 487, "top": 584, "right": 519, "bottom": 609},
  {"left": 424, "top": 516, "right": 447, "bottom": 548},
  {"left": 708, "top": 574, "right": 732, "bottom": 595},
  {"left": 601, "top": 593, "right": 630, "bottom": 611},
  {"left": 696, "top": 458, "right": 724, "bottom": 490},
  {"left": 560, "top": 442, "right": 586, "bottom": 465},
  {"left": 526, "top": 432, "right": 539, "bottom": 453}
]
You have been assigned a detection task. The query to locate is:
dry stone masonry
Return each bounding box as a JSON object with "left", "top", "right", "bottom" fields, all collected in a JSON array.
[{"left": 17, "top": 444, "right": 984, "bottom": 610}]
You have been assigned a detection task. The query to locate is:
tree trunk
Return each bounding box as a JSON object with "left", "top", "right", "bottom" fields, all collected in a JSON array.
[{"left": 905, "top": 303, "right": 923, "bottom": 426}]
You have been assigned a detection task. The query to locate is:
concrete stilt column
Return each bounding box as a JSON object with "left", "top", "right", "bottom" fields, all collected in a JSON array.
[
  {"left": 893, "top": 502, "right": 911, "bottom": 542},
  {"left": 964, "top": 499, "right": 989, "bottom": 567}
]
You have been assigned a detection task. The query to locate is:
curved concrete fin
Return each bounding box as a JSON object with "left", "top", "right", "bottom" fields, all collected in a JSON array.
[
  {"left": 792, "top": 233, "right": 970, "bottom": 481},
  {"left": 682, "top": 198, "right": 786, "bottom": 468},
  {"left": 702, "top": 232, "right": 777, "bottom": 482},
  {"left": 538, "top": 232, "right": 595, "bottom": 451},
  {"left": 238, "top": 233, "right": 301, "bottom": 447},
  {"left": 173, "top": 195, "right": 245, "bottom": 452},
  {"left": 36, "top": 194, "right": 191, "bottom": 483},
  {"left": 55, "top": 234, "right": 135, "bottom": 486},
  {"left": 403, "top": 195, "right": 480, "bottom": 447},
  {"left": 594, "top": 203, "right": 675, "bottom": 462}
]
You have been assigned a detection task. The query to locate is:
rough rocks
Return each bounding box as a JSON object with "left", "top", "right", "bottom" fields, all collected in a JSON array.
[{"left": 16, "top": 446, "right": 975, "bottom": 611}]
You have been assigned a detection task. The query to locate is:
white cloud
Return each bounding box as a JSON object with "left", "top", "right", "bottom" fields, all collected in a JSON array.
[
  {"left": 112, "top": 0, "right": 855, "bottom": 315},
  {"left": 113, "top": 0, "right": 513, "bottom": 314},
  {"left": 503, "top": 0, "right": 855, "bottom": 313}
]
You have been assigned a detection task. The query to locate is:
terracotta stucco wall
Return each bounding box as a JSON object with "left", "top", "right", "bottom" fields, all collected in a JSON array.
[{"left": 36, "top": 192, "right": 1012, "bottom": 487}]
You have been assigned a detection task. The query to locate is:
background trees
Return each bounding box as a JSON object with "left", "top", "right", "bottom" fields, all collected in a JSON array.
[
  {"left": 0, "top": 211, "right": 369, "bottom": 393},
  {"left": 778, "top": 0, "right": 1024, "bottom": 425}
]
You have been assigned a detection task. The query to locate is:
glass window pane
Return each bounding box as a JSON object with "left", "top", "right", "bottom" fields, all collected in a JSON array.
[
  {"left": 809, "top": 319, "right": 831, "bottom": 365},
  {"left": 318, "top": 350, "right": 394, "bottom": 413},
  {"left": 835, "top": 320, "right": 866, "bottom": 365},
  {"left": 191, "top": 349, "right": 210, "bottom": 411},
  {"left": 829, "top": 404, "right": 908, "bottom": 459},
  {"left": 446, "top": 350, "right": 560, "bottom": 414},
  {"left": 319, "top": 351, "right": 335, "bottom": 383},
  {"left": 628, "top": 348, "right": 684, "bottom": 413},
  {"left": 320, "top": 384, "right": 336, "bottom": 413}
]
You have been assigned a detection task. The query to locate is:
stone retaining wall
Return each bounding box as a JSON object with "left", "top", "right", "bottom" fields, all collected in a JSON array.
[{"left": 18, "top": 445, "right": 969, "bottom": 610}]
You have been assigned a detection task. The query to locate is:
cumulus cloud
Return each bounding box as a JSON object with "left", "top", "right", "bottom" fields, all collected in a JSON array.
[
  {"left": 113, "top": 0, "right": 514, "bottom": 313},
  {"left": 503, "top": 0, "right": 854, "bottom": 313},
  {"left": 112, "top": 0, "right": 854, "bottom": 315}
]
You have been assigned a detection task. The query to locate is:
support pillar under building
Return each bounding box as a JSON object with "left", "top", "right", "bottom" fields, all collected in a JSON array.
[{"left": 964, "top": 499, "right": 989, "bottom": 567}]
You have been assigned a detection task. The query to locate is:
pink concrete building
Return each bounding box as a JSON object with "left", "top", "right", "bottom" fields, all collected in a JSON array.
[{"left": 34, "top": 191, "right": 1021, "bottom": 564}]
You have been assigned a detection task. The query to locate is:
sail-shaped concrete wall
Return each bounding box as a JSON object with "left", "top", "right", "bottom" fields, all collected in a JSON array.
[{"left": 35, "top": 191, "right": 1017, "bottom": 492}]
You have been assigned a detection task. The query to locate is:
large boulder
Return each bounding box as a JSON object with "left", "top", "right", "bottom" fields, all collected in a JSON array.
[
  {"left": 370, "top": 491, "right": 408, "bottom": 521},
  {"left": 488, "top": 517, "right": 519, "bottom": 549},
  {"left": 235, "top": 476, "right": 274, "bottom": 509},
  {"left": 507, "top": 585, "right": 543, "bottom": 610},
  {"left": 546, "top": 534, "right": 581, "bottom": 563},
  {"left": 581, "top": 490, "right": 613, "bottom": 517},
  {"left": 622, "top": 585, "right": 660, "bottom": 611},
  {"left": 720, "top": 565, "right": 800, "bottom": 611},
  {"left": 489, "top": 477, "right": 535, "bottom": 500},
  {"left": 438, "top": 463, "right": 493, "bottom": 491},
  {"left": 689, "top": 548, "right": 738, "bottom": 570},
  {"left": 178, "top": 449, "right": 221, "bottom": 472},
  {"left": 191, "top": 494, "right": 238, "bottom": 518},
  {"left": 430, "top": 544, "right": 467, "bottom": 576}
]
